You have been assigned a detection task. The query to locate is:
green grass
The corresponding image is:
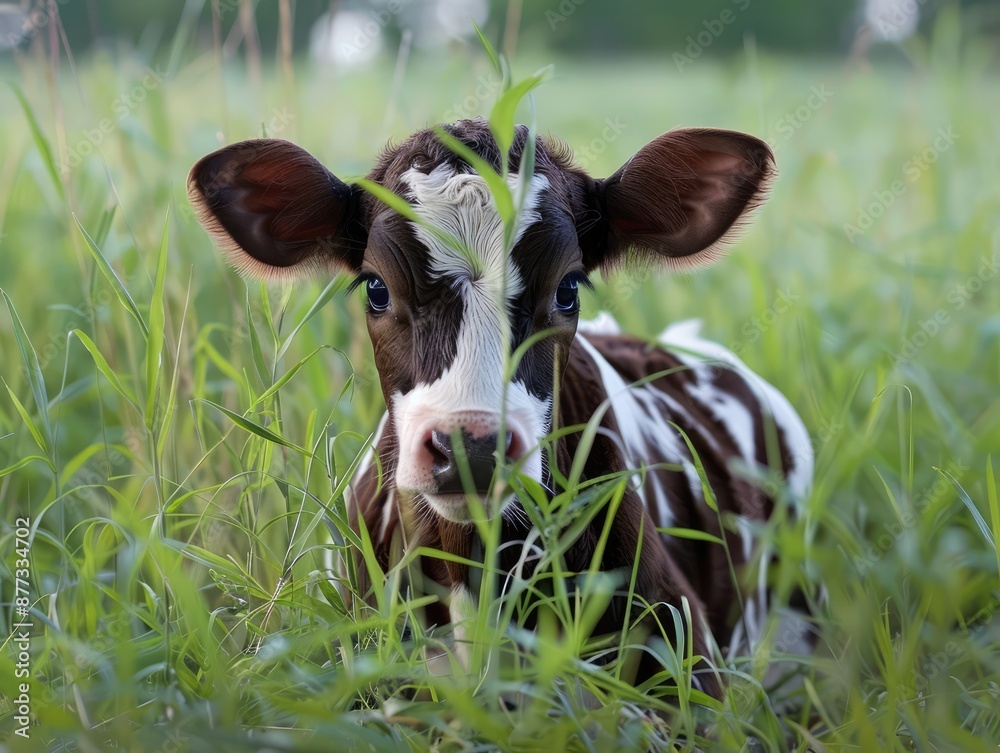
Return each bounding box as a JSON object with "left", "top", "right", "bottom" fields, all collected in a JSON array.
[{"left": 1, "top": 28, "right": 1000, "bottom": 752}]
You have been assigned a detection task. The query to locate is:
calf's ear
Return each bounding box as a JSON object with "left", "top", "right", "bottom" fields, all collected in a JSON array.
[
  {"left": 188, "top": 139, "right": 365, "bottom": 280},
  {"left": 582, "top": 128, "right": 774, "bottom": 273}
]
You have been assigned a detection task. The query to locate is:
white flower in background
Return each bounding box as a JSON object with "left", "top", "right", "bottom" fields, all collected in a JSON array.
[
  {"left": 310, "top": 0, "right": 489, "bottom": 67},
  {"left": 865, "top": 0, "right": 921, "bottom": 42},
  {"left": 310, "top": 9, "right": 384, "bottom": 68},
  {"left": 0, "top": 3, "right": 29, "bottom": 51}
]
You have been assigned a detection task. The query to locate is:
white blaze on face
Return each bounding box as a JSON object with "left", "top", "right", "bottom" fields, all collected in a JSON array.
[{"left": 391, "top": 164, "right": 552, "bottom": 516}]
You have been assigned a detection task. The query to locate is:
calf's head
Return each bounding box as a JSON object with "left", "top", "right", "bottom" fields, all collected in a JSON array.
[{"left": 189, "top": 119, "right": 773, "bottom": 523}]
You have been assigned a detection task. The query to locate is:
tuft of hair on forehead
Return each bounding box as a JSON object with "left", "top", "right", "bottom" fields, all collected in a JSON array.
[
  {"left": 364, "top": 119, "right": 579, "bottom": 203},
  {"left": 400, "top": 162, "right": 549, "bottom": 291}
]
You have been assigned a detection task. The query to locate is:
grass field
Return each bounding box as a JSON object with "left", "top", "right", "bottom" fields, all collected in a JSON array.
[{"left": 1, "top": 22, "right": 999, "bottom": 753}]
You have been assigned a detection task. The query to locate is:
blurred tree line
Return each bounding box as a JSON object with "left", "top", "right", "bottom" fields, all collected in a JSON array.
[
  {"left": 521, "top": 0, "right": 852, "bottom": 55},
  {"left": 4, "top": 0, "right": 1000, "bottom": 59},
  {"left": 16, "top": 0, "right": 315, "bottom": 56}
]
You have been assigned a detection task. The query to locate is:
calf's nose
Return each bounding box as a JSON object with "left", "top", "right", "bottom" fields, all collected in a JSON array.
[{"left": 426, "top": 429, "right": 514, "bottom": 494}]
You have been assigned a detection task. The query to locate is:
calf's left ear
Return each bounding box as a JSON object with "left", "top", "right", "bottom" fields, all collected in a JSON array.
[
  {"left": 581, "top": 128, "right": 774, "bottom": 273},
  {"left": 188, "top": 139, "right": 364, "bottom": 280}
]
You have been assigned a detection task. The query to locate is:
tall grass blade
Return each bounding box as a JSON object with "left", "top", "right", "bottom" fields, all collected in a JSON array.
[
  {"left": 2, "top": 290, "right": 52, "bottom": 447},
  {"left": 145, "top": 207, "right": 170, "bottom": 428},
  {"left": 356, "top": 178, "right": 424, "bottom": 225},
  {"left": 157, "top": 276, "right": 193, "bottom": 456},
  {"left": 93, "top": 204, "right": 117, "bottom": 247},
  {"left": 939, "top": 466, "right": 995, "bottom": 547},
  {"left": 472, "top": 19, "right": 502, "bottom": 79},
  {"left": 275, "top": 275, "right": 349, "bottom": 362},
  {"left": 3, "top": 381, "right": 50, "bottom": 459},
  {"left": 658, "top": 527, "right": 726, "bottom": 546},
  {"left": 356, "top": 177, "right": 475, "bottom": 268},
  {"left": 71, "top": 330, "right": 138, "bottom": 407},
  {"left": 251, "top": 346, "right": 336, "bottom": 408},
  {"left": 7, "top": 82, "right": 65, "bottom": 199},
  {"left": 74, "top": 215, "right": 149, "bottom": 338},
  {"left": 986, "top": 456, "right": 999, "bottom": 575},
  {"left": 1, "top": 455, "right": 51, "bottom": 477},
  {"left": 246, "top": 287, "right": 269, "bottom": 384},
  {"left": 489, "top": 67, "right": 551, "bottom": 158},
  {"left": 197, "top": 398, "right": 309, "bottom": 456}
]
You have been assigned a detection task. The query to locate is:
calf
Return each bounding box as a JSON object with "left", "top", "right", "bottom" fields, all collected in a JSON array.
[{"left": 189, "top": 118, "right": 813, "bottom": 696}]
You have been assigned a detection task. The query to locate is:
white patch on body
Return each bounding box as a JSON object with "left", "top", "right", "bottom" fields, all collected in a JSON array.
[
  {"left": 390, "top": 166, "right": 552, "bottom": 519},
  {"left": 577, "top": 310, "right": 622, "bottom": 336},
  {"left": 726, "top": 517, "right": 769, "bottom": 656},
  {"left": 686, "top": 380, "right": 758, "bottom": 466},
  {"left": 658, "top": 319, "right": 814, "bottom": 503},
  {"left": 652, "top": 319, "right": 814, "bottom": 662},
  {"left": 573, "top": 330, "right": 704, "bottom": 529}
]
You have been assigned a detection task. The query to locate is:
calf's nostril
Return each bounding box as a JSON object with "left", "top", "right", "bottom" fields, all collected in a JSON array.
[
  {"left": 505, "top": 430, "right": 529, "bottom": 462},
  {"left": 428, "top": 430, "right": 454, "bottom": 473}
]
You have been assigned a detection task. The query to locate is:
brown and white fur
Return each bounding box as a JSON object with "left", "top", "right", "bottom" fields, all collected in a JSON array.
[{"left": 188, "top": 118, "right": 813, "bottom": 697}]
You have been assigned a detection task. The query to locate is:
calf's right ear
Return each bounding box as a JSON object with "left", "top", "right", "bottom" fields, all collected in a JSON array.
[
  {"left": 581, "top": 128, "right": 774, "bottom": 274},
  {"left": 188, "top": 139, "right": 365, "bottom": 280}
]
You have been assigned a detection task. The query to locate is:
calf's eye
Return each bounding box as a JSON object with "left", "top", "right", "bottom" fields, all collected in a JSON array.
[
  {"left": 366, "top": 276, "right": 390, "bottom": 312},
  {"left": 555, "top": 275, "right": 580, "bottom": 313}
]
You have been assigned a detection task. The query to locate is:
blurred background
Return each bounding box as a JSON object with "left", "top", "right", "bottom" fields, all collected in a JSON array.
[
  {"left": 2, "top": 0, "right": 1000, "bottom": 61},
  {"left": 1, "top": 0, "right": 999, "bottom": 179},
  {"left": 1, "top": 1, "right": 999, "bottom": 749}
]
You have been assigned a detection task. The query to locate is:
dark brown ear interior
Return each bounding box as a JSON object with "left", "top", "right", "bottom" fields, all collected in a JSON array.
[
  {"left": 588, "top": 128, "right": 774, "bottom": 272},
  {"left": 188, "top": 139, "right": 363, "bottom": 279}
]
